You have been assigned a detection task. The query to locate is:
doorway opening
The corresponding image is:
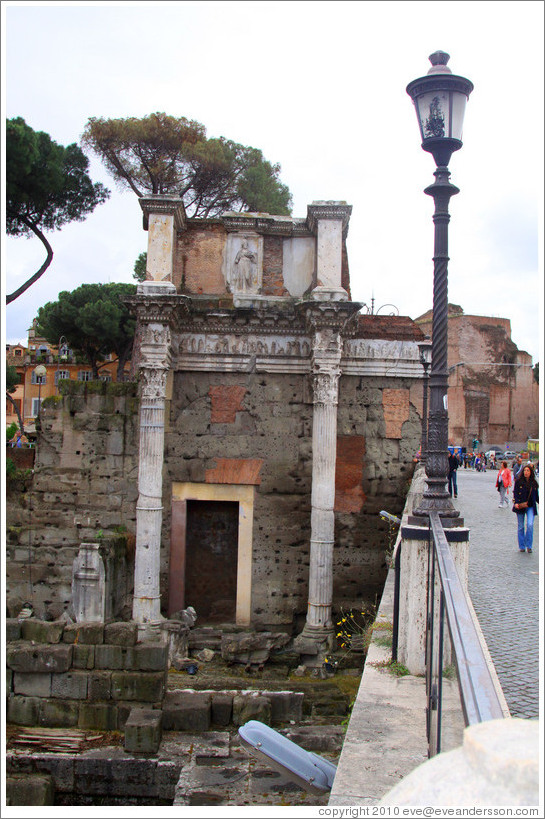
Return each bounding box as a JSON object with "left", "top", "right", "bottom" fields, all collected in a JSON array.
[{"left": 185, "top": 500, "right": 239, "bottom": 622}]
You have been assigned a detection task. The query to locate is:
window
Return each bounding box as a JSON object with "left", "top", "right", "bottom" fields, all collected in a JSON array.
[
  {"left": 31, "top": 398, "right": 42, "bottom": 417},
  {"left": 14, "top": 349, "right": 22, "bottom": 357},
  {"left": 55, "top": 370, "right": 71, "bottom": 385},
  {"left": 31, "top": 371, "right": 46, "bottom": 385},
  {"left": 100, "top": 372, "right": 112, "bottom": 382},
  {"left": 77, "top": 370, "right": 93, "bottom": 381}
]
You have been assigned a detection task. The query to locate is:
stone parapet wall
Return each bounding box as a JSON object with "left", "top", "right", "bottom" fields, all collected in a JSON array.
[{"left": 6, "top": 620, "right": 167, "bottom": 731}]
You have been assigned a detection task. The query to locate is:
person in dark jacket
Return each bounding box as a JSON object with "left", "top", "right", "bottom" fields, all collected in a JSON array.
[
  {"left": 513, "top": 464, "right": 539, "bottom": 553},
  {"left": 448, "top": 450, "right": 460, "bottom": 498}
]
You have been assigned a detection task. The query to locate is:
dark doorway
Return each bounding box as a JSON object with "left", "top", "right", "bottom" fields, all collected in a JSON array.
[{"left": 184, "top": 500, "right": 239, "bottom": 622}]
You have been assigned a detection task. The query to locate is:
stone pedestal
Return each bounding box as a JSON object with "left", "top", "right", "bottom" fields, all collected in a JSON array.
[
  {"left": 71, "top": 543, "right": 105, "bottom": 623},
  {"left": 139, "top": 195, "right": 185, "bottom": 283},
  {"left": 307, "top": 201, "right": 351, "bottom": 301}
]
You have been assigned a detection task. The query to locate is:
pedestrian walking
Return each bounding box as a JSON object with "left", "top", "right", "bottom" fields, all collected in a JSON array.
[
  {"left": 512, "top": 455, "right": 524, "bottom": 481},
  {"left": 447, "top": 450, "right": 459, "bottom": 498},
  {"left": 495, "top": 461, "right": 512, "bottom": 507},
  {"left": 513, "top": 464, "right": 539, "bottom": 553}
]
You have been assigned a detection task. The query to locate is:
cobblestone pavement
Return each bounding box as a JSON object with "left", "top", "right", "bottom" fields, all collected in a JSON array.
[{"left": 453, "top": 468, "right": 540, "bottom": 719}]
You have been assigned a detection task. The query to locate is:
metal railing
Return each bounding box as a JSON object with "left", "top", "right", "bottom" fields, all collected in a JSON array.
[{"left": 393, "top": 510, "right": 505, "bottom": 758}]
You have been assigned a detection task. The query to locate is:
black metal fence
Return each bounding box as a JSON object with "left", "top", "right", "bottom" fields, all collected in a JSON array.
[{"left": 393, "top": 510, "right": 505, "bottom": 758}]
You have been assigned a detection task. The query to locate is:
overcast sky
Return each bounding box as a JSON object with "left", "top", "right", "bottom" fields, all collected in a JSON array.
[{"left": 2, "top": 0, "right": 543, "bottom": 364}]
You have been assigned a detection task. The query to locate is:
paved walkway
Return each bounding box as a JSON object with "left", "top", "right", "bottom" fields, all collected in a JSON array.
[{"left": 452, "top": 467, "right": 540, "bottom": 719}]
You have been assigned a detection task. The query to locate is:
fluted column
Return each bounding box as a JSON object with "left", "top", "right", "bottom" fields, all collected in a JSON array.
[
  {"left": 132, "top": 318, "right": 172, "bottom": 632},
  {"left": 294, "top": 321, "right": 344, "bottom": 658}
]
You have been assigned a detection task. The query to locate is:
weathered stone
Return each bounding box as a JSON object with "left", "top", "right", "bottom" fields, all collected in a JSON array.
[
  {"left": 221, "top": 632, "right": 290, "bottom": 664},
  {"left": 7, "top": 695, "right": 40, "bottom": 725},
  {"left": 162, "top": 691, "right": 211, "bottom": 731},
  {"left": 6, "top": 619, "right": 21, "bottom": 642},
  {"left": 263, "top": 690, "right": 304, "bottom": 724},
  {"left": 194, "top": 648, "right": 215, "bottom": 663},
  {"left": 74, "top": 753, "right": 158, "bottom": 797},
  {"left": 78, "top": 702, "right": 118, "bottom": 731},
  {"left": 211, "top": 693, "right": 233, "bottom": 726},
  {"left": 39, "top": 698, "right": 79, "bottom": 727},
  {"left": 95, "top": 644, "right": 134, "bottom": 669},
  {"left": 7, "top": 644, "right": 73, "bottom": 673},
  {"left": 13, "top": 672, "right": 52, "bottom": 698},
  {"left": 6, "top": 773, "right": 54, "bottom": 806},
  {"left": 111, "top": 671, "right": 165, "bottom": 702},
  {"left": 72, "top": 643, "right": 95, "bottom": 669},
  {"left": 62, "top": 621, "right": 104, "bottom": 644},
  {"left": 51, "top": 671, "right": 88, "bottom": 700},
  {"left": 21, "top": 619, "right": 65, "bottom": 644},
  {"left": 88, "top": 671, "right": 112, "bottom": 701},
  {"left": 124, "top": 708, "right": 163, "bottom": 754},
  {"left": 232, "top": 693, "right": 272, "bottom": 726},
  {"left": 132, "top": 643, "right": 169, "bottom": 671},
  {"left": 6, "top": 753, "right": 75, "bottom": 792},
  {"left": 104, "top": 621, "right": 138, "bottom": 646}
]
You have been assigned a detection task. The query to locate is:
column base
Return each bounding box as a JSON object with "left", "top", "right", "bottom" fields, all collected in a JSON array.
[
  {"left": 135, "top": 619, "right": 165, "bottom": 643},
  {"left": 309, "top": 286, "right": 349, "bottom": 302},
  {"left": 293, "top": 624, "right": 335, "bottom": 665}
]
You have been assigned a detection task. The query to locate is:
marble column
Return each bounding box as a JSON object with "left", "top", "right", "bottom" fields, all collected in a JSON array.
[
  {"left": 294, "top": 310, "right": 356, "bottom": 660},
  {"left": 132, "top": 319, "right": 172, "bottom": 632}
]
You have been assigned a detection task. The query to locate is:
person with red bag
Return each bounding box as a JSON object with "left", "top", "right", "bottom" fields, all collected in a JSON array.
[
  {"left": 513, "top": 464, "right": 539, "bottom": 553},
  {"left": 496, "top": 460, "right": 512, "bottom": 508}
]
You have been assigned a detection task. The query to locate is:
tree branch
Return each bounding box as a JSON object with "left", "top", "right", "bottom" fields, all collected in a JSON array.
[{"left": 6, "top": 217, "right": 54, "bottom": 304}]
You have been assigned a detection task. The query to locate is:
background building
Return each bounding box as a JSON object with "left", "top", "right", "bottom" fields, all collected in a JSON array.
[{"left": 415, "top": 304, "right": 538, "bottom": 452}]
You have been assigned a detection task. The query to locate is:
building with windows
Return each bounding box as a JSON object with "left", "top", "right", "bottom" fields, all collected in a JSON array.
[{"left": 5, "top": 320, "right": 129, "bottom": 433}]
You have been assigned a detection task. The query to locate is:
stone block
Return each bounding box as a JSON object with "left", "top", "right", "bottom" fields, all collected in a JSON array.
[
  {"left": 6, "top": 752, "right": 75, "bottom": 792},
  {"left": 6, "top": 669, "right": 13, "bottom": 694},
  {"left": 88, "top": 671, "right": 112, "bottom": 701},
  {"left": 232, "top": 693, "right": 272, "bottom": 726},
  {"left": 7, "top": 695, "right": 41, "bottom": 726},
  {"left": 95, "top": 644, "right": 133, "bottom": 669},
  {"left": 7, "top": 644, "right": 73, "bottom": 673},
  {"left": 221, "top": 631, "right": 290, "bottom": 664},
  {"left": 51, "top": 671, "right": 88, "bottom": 700},
  {"left": 72, "top": 644, "right": 95, "bottom": 669},
  {"left": 78, "top": 702, "right": 118, "bottom": 731},
  {"left": 74, "top": 755, "right": 158, "bottom": 797},
  {"left": 6, "top": 619, "right": 21, "bottom": 642},
  {"left": 111, "top": 671, "right": 165, "bottom": 702},
  {"left": 211, "top": 693, "right": 233, "bottom": 726},
  {"left": 264, "top": 691, "right": 304, "bottom": 724},
  {"left": 21, "top": 619, "right": 65, "bottom": 644},
  {"left": 133, "top": 643, "right": 169, "bottom": 671},
  {"left": 6, "top": 773, "right": 54, "bottom": 806},
  {"left": 63, "top": 622, "right": 104, "bottom": 644},
  {"left": 162, "top": 691, "right": 211, "bottom": 731},
  {"left": 13, "top": 672, "right": 52, "bottom": 698},
  {"left": 124, "top": 708, "right": 163, "bottom": 754},
  {"left": 104, "top": 621, "right": 138, "bottom": 646},
  {"left": 39, "top": 698, "right": 79, "bottom": 727}
]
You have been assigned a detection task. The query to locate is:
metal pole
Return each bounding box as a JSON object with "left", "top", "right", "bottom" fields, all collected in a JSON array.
[
  {"left": 421, "top": 362, "right": 430, "bottom": 463},
  {"left": 411, "top": 166, "right": 462, "bottom": 525}
]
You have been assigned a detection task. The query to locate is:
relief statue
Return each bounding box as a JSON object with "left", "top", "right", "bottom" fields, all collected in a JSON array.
[{"left": 232, "top": 239, "right": 257, "bottom": 291}]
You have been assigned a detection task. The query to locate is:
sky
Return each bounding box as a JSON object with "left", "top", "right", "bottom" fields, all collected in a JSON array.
[{"left": 2, "top": 0, "right": 544, "bottom": 364}]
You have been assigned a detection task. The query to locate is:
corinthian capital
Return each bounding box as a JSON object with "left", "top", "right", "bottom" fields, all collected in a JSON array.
[
  {"left": 312, "top": 368, "right": 341, "bottom": 405},
  {"left": 140, "top": 367, "right": 168, "bottom": 399}
]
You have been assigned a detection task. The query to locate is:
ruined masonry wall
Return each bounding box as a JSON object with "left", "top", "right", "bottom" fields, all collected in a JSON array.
[
  {"left": 163, "top": 371, "right": 420, "bottom": 627},
  {"left": 5, "top": 382, "right": 140, "bottom": 620}
]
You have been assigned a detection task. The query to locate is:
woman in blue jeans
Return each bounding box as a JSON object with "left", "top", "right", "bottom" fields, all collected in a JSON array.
[{"left": 513, "top": 464, "right": 539, "bottom": 552}]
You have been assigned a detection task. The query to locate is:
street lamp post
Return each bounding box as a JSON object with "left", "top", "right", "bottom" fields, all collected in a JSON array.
[
  {"left": 56, "top": 335, "right": 68, "bottom": 394},
  {"left": 417, "top": 338, "right": 433, "bottom": 464},
  {"left": 407, "top": 51, "right": 473, "bottom": 525},
  {"left": 33, "top": 364, "right": 47, "bottom": 422}
]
